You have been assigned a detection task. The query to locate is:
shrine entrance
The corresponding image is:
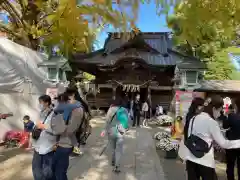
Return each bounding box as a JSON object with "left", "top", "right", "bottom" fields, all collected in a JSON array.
[{"left": 116, "top": 85, "right": 148, "bottom": 102}]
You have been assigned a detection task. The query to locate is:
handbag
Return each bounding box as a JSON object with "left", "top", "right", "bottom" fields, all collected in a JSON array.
[
  {"left": 32, "top": 110, "right": 53, "bottom": 140},
  {"left": 184, "top": 116, "right": 212, "bottom": 158}
]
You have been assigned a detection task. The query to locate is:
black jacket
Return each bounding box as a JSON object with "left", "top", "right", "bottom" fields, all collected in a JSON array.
[
  {"left": 223, "top": 113, "right": 240, "bottom": 140},
  {"left": 133, "top": 100, "right": 141, "bottom": 112}
]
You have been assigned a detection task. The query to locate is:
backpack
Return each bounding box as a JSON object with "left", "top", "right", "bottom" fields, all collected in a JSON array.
[
  {"left": 75, "top": 110, "right": 91, "bottom": 144},
  {"left": 58, "top": 105, "right": 90, "bottom": 145},
  {"left": 114, "top": 107, "right": 129, "bottom": 135}
]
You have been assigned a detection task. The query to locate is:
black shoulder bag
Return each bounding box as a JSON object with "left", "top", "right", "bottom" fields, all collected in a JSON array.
[
  {"left": 184, "top": 116, "right": 213, "bottom": 158},
  {"left": 32, "top": 110, "right": 53, "bottom": 140}
]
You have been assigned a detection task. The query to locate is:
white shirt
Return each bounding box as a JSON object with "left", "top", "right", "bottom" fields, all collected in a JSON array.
[
  {"left": 32, "top": 111, "right": 56, "bottom": 155},
  {"left": 142, "top": 102, "right": 149, "bottom": 112},
  {"left": 178, "top": 112, "right": 240, "bottom": 168}
]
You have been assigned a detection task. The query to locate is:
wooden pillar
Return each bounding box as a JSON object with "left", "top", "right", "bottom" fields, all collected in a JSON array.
[
  {"left": 147, "top": 85, "right": 152, "bottom": 118},
  {"left": 112, "top": 85, "right": 117, "bottom": 100}
]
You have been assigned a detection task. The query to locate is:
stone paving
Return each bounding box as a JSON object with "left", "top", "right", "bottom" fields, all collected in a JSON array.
[
  {"left": 0, "top": 117, "right": 230, "bottom": 180},
  {"left": 68, "top": 117, "right": 166, "bottom": 180}
]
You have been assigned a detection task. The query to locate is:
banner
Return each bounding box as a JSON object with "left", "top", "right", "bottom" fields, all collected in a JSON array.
[{"left": 46, "top": 88, "right": 58, "bottom": 100}]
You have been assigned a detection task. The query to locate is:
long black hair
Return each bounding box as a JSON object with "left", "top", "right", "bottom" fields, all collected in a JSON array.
[
  {"left": 111, "top": 96, "right": 125, "bottom": 107},
  {"left": 65, "top": 87, "right": 91, "bottom": 115},
  {"left": 184, "top": 97, "right": 204, "bottom": 141},
  {"left": 202, "top": 95, "right": 224, "bottom": 119},
  {"left": 39, "top": 94, "right": 52, "bottom": 106}
]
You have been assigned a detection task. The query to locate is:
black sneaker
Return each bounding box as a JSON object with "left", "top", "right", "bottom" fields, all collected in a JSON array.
[
  {"left": 111, "top": 160, "right": 115, "bottom": 166},
  {"left": 113, "top": 166, "right": 121, "bottom": 173}
]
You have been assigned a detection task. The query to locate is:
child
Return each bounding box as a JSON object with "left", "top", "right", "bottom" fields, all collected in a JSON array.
[
  {"left": 53, "top": 93, "right": 81, "bottom": 121},
  {"left": 23, "top": 115, "right": 35, "bottom": 132},
  {"left": 171, "top": 116, "right": 183, "bottom": 140},
  {"left": 22, "top": 115, "right": 34, "bottom": 150}
]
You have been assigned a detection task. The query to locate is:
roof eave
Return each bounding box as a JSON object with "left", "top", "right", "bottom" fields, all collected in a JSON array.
[
  {"left": 72, "top": 49, "right": 104, "bottom": 60},
  {"left": 194, "top": 88, "right": 240, "bottom": 93}
]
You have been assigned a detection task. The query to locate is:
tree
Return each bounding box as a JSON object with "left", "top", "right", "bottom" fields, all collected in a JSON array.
[
  {"left": 0, "top": 0, "right": 143, "bottom": 55},
  {"left": 167, "top": 8, "right": 237, "bottom": 80},
  {"left": 166, "top": 0, "right": 240, "bottom": 45},
  {"left": 83, "top": 72, "right": 95, "bottom": 82},
  {"left": 204, "top": 48, "right": 236, "bottom": 80}
]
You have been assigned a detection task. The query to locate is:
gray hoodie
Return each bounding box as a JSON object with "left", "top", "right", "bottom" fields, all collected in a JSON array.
[{"left": 45, "top": 107, "right": 83, "bottom": 148}]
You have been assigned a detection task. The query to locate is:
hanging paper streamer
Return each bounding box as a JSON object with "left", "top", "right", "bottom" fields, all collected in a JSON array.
[
  {"left": 175, "top": 91, "right": 180, "bottom": 117},
  {"left": 179, "top": 103, "right": 183, "bottom": 117}
]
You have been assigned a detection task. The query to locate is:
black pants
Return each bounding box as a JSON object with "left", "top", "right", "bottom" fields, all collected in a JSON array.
[
  {"left": 133, "top": 111, "right": 140, "bottom": 126},
  {"left": 186, "top": 160, "right": 218, "bottom": 180},
  {"left": 226, "top": 149, "right": 240, "bottom": 180}
]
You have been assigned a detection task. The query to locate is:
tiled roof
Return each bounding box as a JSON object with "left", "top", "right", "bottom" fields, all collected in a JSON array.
[
  {"left": 170, "top": 50, "right": 206, "bottom": 69},
  {"left": 37, "top": 56, "right": 67, "bottom": 67},
  {"left": 195, "top": 80, "right": 240, "bottom": 92},
  {"left": 103, "top": 32, "right": 170, "bottom": 54},
  {"left": 75, "top": 50, "right": 175, "bottom": 66},
  {"left": 72, "top": 32, "right": 204, "bottom": 68}
]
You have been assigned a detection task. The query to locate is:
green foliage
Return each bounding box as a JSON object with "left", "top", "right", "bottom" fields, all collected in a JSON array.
[
  {"left": 204, "top": 48, "right": 235, "bottom": 80},
  {"left": 165, "top": 0, "right": 240, "bottom": 80},
  {"left": 166, "top": 0, "right": 240, "bottom": 44},
  {"left": 83, "top": 72, "right": 95, "bottom": 81},
  {"left": 168, "top": 8, "right": 238, "bottom": 80},
  {"left": 230, "top": 71, "right": 240, "bottom": 80}
]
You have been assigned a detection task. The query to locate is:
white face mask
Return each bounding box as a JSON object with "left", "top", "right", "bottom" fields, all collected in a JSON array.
[
  {"left": 213, "top": 107, "right": 221, "bottom": 119},
  {"left": 39, "top": 104, "right": 45, "bottom": 111},
  {"left": 136, "top": 95, "right": 140, "bottom": 100}
]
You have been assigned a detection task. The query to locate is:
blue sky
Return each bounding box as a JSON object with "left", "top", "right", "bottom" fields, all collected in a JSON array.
[{"left": 96, "top": 2, "right": 171, "bottom": 49}]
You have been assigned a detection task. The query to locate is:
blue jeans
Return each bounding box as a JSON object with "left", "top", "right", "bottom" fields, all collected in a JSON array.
[
  {"left": 53, "top": 146, "right": 73, "bottom": 180},
  {"left": 109, "top": 135, "right": 123, "bottom": 167},
  {"left": 32, "top": 151, "right": 55, "bottom": 180}
]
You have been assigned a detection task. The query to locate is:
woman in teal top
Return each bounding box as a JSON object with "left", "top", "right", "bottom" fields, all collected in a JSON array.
[{"left": 101, "top": 97, "right": 129, "bottom": 173}]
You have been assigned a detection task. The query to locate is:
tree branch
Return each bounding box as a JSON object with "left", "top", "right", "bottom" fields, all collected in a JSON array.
[
  {"left": 45, "top": 3, "right": 69, "bottom": 33},
  {"left": 0, "top": 23, "right": 21, "bottom": 38},
  {"left": 1, "top": 3, "right": 21, "bottom": 28}
]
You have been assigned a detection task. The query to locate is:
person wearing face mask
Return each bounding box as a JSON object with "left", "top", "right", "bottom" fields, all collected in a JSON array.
[
  {"left": 178, "top": 95, "right": 240, "bottom": 180},
  {"left": 35, "top": 92, "right": 84, "bottom": 180},
  {"left": 65, "top": 88, "right": 91, "bottom": 154},
  {"left": 223, "top": 99, "right": 240, "bottom": 180},
  {"left": 132, "top": 94, "right": 141, "bottom": 127},
  {"left": 39, "top": 90, "right": 84, "bottom": 180},
  {"left": 32, "top": 95, "right": 55, "bottom": 180}
]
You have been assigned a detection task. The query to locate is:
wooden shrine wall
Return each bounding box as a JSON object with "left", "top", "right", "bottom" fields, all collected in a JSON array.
[
  {"left": 94, "top": 88, "right": 112, "bottom": 108},
  {"left": 151, "top": 90, "right": 173, "bottom": 111},
  {"left": 95, "top": 67, "right": 173, "bottom": 86}
]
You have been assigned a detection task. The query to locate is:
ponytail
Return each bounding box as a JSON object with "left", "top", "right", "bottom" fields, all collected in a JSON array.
[{"left": 65, "top": 87, "right": 91, "bottom": 116}]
